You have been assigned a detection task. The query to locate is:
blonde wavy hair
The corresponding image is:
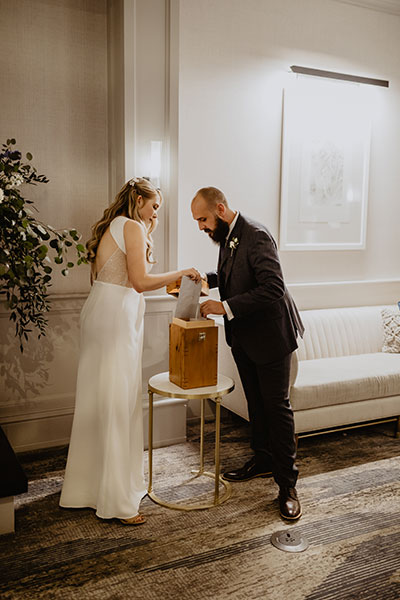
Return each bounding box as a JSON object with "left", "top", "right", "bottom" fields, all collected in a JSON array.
[{"left": 86, "top": 178, "right": 163, "bottom": 264}]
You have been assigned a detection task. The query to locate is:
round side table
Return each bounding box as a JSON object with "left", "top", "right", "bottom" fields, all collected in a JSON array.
[{"left": 147, "top": 372, "right": 235, "bottom": 511}]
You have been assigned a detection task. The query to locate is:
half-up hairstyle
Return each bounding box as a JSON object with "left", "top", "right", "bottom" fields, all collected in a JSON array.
[{"left": 86, "top": 177, "right": 163, "bottom": 264}]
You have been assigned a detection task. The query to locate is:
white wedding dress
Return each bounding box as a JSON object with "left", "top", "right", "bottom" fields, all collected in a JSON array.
[{"left": 60, "top": 216, "right": 147, "bottom": 519}]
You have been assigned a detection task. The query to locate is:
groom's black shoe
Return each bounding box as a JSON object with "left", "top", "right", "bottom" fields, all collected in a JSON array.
[
  {"left": 278, "top": 486, "right": 302, "bottom": 520},
  {"left": 222, "top": 457, "right": 272, "bottom": 482}
]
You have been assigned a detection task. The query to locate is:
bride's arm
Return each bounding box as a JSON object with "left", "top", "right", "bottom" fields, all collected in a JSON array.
[{"left": 125, "top": 220, "right": 199, "bottom": 293}]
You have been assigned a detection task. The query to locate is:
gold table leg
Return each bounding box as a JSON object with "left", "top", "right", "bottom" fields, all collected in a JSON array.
[
  {"left": 147, "top": 392, "right": 232, "bottom": 511},
  {"left": 148, "top": 390, "right": 154, "bottom": 494},
  {"left": 199, "top": 398, "right": 205, "bottom": 475},
  {"left": 214, "top": 396, "right": 221, "bottom": 504}
]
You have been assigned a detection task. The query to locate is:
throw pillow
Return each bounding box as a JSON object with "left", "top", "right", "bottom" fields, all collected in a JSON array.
[{"left": 381, "top": 306, "right": 400, "bottom": 353}]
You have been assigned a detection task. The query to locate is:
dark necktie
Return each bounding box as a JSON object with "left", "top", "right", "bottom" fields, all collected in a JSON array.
[{"left": 219, "top": 241, "right": 229, "bottom": 268}]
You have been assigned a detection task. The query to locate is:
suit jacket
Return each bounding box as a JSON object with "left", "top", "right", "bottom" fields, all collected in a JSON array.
[{"left": 207, "top": 213, "right": 304, "bottom": 365}]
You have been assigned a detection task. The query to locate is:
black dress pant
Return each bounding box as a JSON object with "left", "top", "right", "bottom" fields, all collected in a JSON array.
[{"left": 231, "top": 342, "right": 298, "bottom": 488}]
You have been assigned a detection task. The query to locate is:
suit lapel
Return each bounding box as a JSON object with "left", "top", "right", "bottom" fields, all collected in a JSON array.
[{"left": 221, "top": 215, "right": 244, "bottom": 287}]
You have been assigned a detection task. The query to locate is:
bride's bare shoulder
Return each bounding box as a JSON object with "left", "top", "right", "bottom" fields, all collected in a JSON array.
[
  {"left": 124, "top": 219, "right": 143, "bottom": 232},
  {"left": 124, "top": 219, "right": 146, "bottom": 243}
]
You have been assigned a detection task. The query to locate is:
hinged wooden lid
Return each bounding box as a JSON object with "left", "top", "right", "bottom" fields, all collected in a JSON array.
[
  {"left": 167, "top": 278, "right": 209, "bottom": 297},
  {"left": 172, "top": 317, "right": 215, "bottom": 329}
]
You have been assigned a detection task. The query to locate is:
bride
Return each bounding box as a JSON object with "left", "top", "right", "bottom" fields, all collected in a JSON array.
[{"left": 59, "top": 177, "right": 200, "bottom": 525}]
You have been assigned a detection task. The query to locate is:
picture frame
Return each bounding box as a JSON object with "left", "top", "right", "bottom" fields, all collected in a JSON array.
[{"left": 279, "top": 79, "right": 371, "bottom": 251}]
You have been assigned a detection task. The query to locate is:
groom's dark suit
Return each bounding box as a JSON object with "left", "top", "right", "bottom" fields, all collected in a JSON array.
[{"left": 207, "top": 213, "right": 304, "bottom": 488}]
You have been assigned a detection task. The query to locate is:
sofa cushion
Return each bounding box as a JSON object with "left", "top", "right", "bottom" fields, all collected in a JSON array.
[
  {"left": 381, "top": 307, "right": 400, "bottom": 353},
  {"left": 291, "top": 353, "right": 400, "bottom": 411},
  {"left": 296, "top": 306, "right": 386, "bottom": 361}
]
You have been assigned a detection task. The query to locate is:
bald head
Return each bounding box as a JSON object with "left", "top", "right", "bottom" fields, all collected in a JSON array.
[
  {"left": 191, "top": 186, "right": 236, "bottom": 244},
  {"left": 192, "top": 187, "right": 228, "bottom": 210}
]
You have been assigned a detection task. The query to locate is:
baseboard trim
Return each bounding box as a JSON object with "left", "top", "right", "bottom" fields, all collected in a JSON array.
[
  {"left": 2, "top": 394, "right": 189, "bottom": 453},
  {"left": 14, "top": 437, "right": 73, "bottom": 453}
]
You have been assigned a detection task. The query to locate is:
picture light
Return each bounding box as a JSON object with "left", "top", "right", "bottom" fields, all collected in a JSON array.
[{"left": 290, "top": 65, "right": 389, "bottom": 88}]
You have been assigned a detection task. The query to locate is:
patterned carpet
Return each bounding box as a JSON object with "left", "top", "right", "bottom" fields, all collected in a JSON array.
[{"left": 1, "top": 413, "right": 400, "bottom": 600}]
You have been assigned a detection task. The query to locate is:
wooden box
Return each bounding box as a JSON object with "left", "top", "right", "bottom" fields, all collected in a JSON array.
[{"left": 169, "top": 317, "right": 218, "bottom": 389}]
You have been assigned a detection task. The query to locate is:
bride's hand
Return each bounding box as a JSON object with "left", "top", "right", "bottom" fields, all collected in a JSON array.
[{"left": 181, "top": 268, "right": 201, "bottom": 283}]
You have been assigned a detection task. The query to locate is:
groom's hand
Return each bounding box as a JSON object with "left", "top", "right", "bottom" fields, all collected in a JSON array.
[{"left": 200, "top": 300, "right": 226, "bottom": 317}]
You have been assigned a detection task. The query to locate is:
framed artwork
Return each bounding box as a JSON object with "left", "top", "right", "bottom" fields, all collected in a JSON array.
[{"left": 279, "top": 79, "right": 371, "bottom": 251}]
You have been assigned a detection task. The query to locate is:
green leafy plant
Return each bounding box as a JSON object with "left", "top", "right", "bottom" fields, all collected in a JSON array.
[{"left": 0, "top": 138, "right": 88, "bottom": 351}]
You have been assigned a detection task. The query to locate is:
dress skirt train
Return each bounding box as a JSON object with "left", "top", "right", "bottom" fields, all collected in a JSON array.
[{"left": 60, "top": 281, "right": 147, "bottom": 519}]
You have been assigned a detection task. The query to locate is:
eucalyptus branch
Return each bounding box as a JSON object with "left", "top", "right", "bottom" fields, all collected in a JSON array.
[{"left": 0, "top": 138, "right": 88, "bottom": 351}]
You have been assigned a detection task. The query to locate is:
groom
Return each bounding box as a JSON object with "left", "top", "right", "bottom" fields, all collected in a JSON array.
[{"left": 191, "top": 187, "right": 304, "bottom": 520}]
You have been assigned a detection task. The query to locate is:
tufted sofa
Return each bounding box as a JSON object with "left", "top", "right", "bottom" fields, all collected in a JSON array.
[{"left": 218, "top": 305, "right": 400, "bottom": 437}]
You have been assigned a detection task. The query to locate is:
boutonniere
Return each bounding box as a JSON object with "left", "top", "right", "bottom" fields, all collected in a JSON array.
[{"left": 228, "top": 237, "right": 239, "bottom": 257}]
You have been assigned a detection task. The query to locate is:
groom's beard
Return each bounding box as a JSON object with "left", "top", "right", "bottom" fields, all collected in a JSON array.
[{"left": 205, "top": 217, "right": 230, "bottom": 245}]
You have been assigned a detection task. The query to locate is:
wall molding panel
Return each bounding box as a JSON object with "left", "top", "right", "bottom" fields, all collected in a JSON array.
[
  {"left": 1, "top": 279, "right": 399, "bottom": 450},
  {"left": 0, "top": 293, "right": 181, "bottom": 451},
  {"left": 288, "top": 279, "right": 400, "bottom": 311}
]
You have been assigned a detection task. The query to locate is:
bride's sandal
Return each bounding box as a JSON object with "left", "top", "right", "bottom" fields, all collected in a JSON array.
[{"left": 120, "top": 514, "right": 146, "bottom": 526}]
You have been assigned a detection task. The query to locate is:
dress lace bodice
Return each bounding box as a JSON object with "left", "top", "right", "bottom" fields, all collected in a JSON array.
[
  {"left": 96, "top": 247, "right": 130, "bottom": 288},
  {"left": 94, "top": 216, "right": 151, "bottom": 289},
  {"left": 94, "top": 216, "right": 131, "bottom": 288}
]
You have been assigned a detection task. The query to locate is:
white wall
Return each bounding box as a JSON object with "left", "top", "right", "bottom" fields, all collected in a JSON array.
[
  {"left": 0, "top": 0, "right": 109, "bottom": 448},
  {"left": 2, "top": 0, "right": 400, "bottom": 450},
  {"left": 177, "top": 0, "right": 400, "bottom": 305}
]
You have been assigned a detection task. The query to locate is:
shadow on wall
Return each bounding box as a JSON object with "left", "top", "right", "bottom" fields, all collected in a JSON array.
[
  {"left": 1, "top": 300, "right": 173, "bottom": 409},
  {"left": 0, "top": 309, "right": 81, "bottom": 407},
  {"left": 0, "top": 328, "right": 52, "bottom": 403}
]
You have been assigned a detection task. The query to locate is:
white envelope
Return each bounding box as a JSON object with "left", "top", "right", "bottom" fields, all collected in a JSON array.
[{"left": 174, "top": 276, "right": 202, "bottom": 320}]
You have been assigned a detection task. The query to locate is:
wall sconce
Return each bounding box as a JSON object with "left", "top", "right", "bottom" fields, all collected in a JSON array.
[
  {"left": 150, "top": 141, "right": 162, "bottom": 188},
  {"left": 290, "top": 65, "right": 389, "bottom": 88}
]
